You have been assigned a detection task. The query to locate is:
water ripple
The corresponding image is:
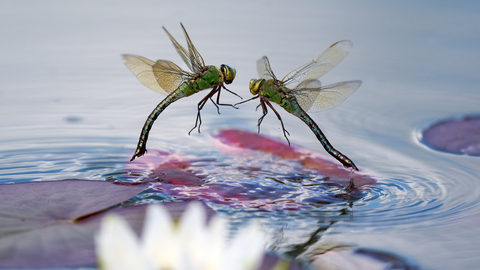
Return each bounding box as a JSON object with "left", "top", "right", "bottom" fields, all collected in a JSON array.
[{"left": 1, "top": 132, "right": 480, "bottom": 241}]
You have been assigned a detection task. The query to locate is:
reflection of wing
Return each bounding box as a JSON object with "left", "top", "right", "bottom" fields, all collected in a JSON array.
[
  {"left": 293, "top": 80, "right": 361, "bottom": 112},
  {"left": 282, "top": 40, "right": 353, "bottom": 88},
  {"left": 163, "top": 23, "right": 205, "bottom": 74},
  {"left": 122, "top": 54, "right": 193, "bottom": 95},
  {"left": 256, "top": 56, "right": 277, "bottom": 80}
]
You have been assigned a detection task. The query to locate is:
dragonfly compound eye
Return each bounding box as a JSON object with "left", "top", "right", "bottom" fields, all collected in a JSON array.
[
  {"left": 249, "top": 79, "right": 264, "bottom": 95},
  {"left": 220, "top": 64, "right": 236, "bottom": 84}
]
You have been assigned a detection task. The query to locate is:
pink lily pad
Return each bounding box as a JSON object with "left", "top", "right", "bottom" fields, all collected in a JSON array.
[
  {"left": 421, "top": 115, "right": 480, "bottom": 155},
  {"left": 141, "top": 129, "right": 375, "bottom": 210},
  {"left": 146, "top": 160, "right": 206, "bottom": 186},
  {"left": 213, "top": 129, "right": 375, "bottom": 187},
  {"left": 215, "top": 129, "right": 303, "bottom": 159}
]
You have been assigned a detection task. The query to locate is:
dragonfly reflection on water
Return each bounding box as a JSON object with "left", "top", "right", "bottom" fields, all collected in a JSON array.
[
  {"left": 122, "top": 23, "right": 239, "bottom": 161},
  {"left": 239, "top": 41, "right": 361, "bottom": 187}
]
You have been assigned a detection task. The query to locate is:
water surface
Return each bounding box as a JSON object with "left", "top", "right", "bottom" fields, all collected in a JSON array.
[{"left": 1, "top": 1, "right": 480, "bottom": 269}]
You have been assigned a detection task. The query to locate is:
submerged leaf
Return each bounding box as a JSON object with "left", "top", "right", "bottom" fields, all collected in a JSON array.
[
  {"left": 0, "top": 179, "right": 147, "bottom": 268},
  {"left": 214, "top": 129, "right": 302, "bottom": 159},
  {"left": 139, "top": 129, "right": 376, "bottom": 210},
  {"left": 214, "top": 129, "right": 375, "bottom": 187}
]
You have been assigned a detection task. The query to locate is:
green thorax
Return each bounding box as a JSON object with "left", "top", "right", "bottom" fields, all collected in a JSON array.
[
  {"left": 261, "top": 80, "right": 301, "bottom": 114},
  {"left": 180, "top": 65, "right": 221, "bottom": 97}
]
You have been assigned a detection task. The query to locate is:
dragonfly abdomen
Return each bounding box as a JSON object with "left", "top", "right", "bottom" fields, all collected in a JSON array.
[
  {"left": 279, "top": 95, "right": 301, "bottom": 114},
  {"left": 131, "top": 89, "right": 187, "bottom": 161},
  {"left": 290, "top": 99, "right": 358, "bottom": 170}
]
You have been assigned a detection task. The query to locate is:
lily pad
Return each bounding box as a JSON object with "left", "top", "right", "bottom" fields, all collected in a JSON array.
[
  {"left": 214, "top": 129, "right": 303, "bottom": 159},
  {"left": 0, "top": 179, "right": 147, "bottom": 268},
  {"left": 421, "top": 115, "right": 480, "bottom": 156},
  {"left": 309, "top": 246, "right": 421, "bottom": 270},
  {"left": 141, "top": 129, "right": 375, "bottom": 210},
  {"left": 259, "top": 254, "right": 303, "bottom": 270},
  {"left": 146, "top": 160, "right": 206, "bottom": 186},
  {"left": 214, "top": 129, "right": 375, "bottom": 187},
  {"left": 0, "top": 178, "right": 297, "bottom": 269}
]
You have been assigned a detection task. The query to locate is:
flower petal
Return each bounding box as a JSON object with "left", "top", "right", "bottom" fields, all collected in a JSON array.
[
  {"left": 225, "top": 223, "right": 265, "bottom": 270},
  {"left": 96, "top": 214, "right": 154, "bottom": 270},
  {"left": 178, "top": 202, "right": 209, "bottom": 267},
  {"left": 142, "top": 204, "right": 180, "bottom": 268}
]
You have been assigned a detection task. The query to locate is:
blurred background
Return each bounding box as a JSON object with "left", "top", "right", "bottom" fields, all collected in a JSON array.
[{"left": 1, "top": 1, "right": 479, "bottom": 269}]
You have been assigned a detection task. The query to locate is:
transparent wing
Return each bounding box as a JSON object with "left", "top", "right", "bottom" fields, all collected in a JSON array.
[
  {"left": 256, "top": 56, "right": 277, "bottom": 80},
  {"left": 181, "top": 23, "right": 206, "bottom": 73},
  {"left": 162, "top": 23, "right": 205, "bottom": 74},
  {"left": 281, "top": 40, "right": 353, "bottom": 88},
  {"left": 122, "top": 54, "right": 193, "bottom": 95},
  {"left": 292, "top": 79, "right": 322, "bottom": 111},
  {"left": 293, "top": 80, "right": 362, "bottom": 112}
]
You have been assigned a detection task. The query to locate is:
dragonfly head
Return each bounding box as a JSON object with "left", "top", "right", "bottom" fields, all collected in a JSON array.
[
  {"left": 220, "top": 64, "right": 236, "bottom": 84},
  {"left": 249, "top": 79, "right": 264, "bottom": 95}
]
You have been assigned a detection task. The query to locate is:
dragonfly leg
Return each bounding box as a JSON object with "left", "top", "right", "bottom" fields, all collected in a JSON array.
[
  {"left": 222, "top": 85, "right": 243, "bottom": 100},
  {"left": 188, "top": 90, "right": 214, "bottom": 135},
  {"left": 257, "top": 98, "right": 269, "bottom": 134},
  {"left": 208, "top": 87, "right": 221, "bottom": 114},
  {"left": 213, "top": 85, "right": 240, "bottom": 110},
  {"left": 188, "top": 105, "right": 204, "bottom": 135},
  {"left": 234, "top": 95, "right": 259, "bottom": 106},
  {"left": 264, "top": 101, "right": 291, "bottom": 146}
]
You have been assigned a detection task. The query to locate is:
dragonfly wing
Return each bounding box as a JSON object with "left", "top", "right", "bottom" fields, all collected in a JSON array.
[
  {"left": 293, "top": 79, "right": 322, "bottom": 111},
  {"left": 152, "top": 59, "right": 193, "bottom": 93},
  {"left": 256, "top": 56, "right": 277, "bottom": 80},
  {"left": 282, "top": 40, "right": 353, "bottom": 88},
  {"left": 163, "top": 24, "right": 205, "bottom": 73},
  {"left": 294, "top": 80, "right": 362, "bottom": 112},
  {"left": 122, "top": 54, "right": 192, "bottom": 95},
  {"left": 181, "top": 23, "right": 205, "bottom": 73}
]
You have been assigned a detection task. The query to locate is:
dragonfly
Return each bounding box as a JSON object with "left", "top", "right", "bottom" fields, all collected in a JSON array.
[
  {"left": 239, "top": 40, "right": 361, "bottom": 172},
  {"left": 122, "top": 23, "right": 239, "bottom": 161}
]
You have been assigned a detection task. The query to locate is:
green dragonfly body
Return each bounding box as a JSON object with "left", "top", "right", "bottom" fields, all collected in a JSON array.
[
  {"left": 123, "top": 24, "right": 237, "bottom": 161},
  {"left": 243, "top": 40, "right": 361, "bottom": 171}
]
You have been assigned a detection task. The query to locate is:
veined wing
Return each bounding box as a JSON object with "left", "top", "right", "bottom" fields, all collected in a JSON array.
[
  {"left": 256, "top": 56, "right": 277, "bottom": 80},
  {"left": 163, "top": 23, "right": 205, "bottom": 74},
  {"left": 281, "top": 40, "right": 353, "bottom": 88},
  {"left": 293, "top": 80, "right": 361, "bottom": 112},
  {"left": 122, "top": 54, "right": 193, "bottom": 95}
]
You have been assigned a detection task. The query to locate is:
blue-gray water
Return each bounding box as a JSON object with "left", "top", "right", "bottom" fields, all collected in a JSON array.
[{"left": 1, "top": 1, "right": 480, "bottom": 269}]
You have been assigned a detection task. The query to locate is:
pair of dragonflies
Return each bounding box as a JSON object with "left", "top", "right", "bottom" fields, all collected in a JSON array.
[{"left": 123, "top": 23, "right": 362, "bottom": 175}]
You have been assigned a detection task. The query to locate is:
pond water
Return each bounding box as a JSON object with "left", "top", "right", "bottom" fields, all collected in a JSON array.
[{"left": 1, "top": 1, "right": 480, "bottom": 269}]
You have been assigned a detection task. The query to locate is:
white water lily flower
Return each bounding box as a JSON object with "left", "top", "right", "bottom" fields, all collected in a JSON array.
[
  {"left": 96, "top": 202, "right": 265, "bottom": 270},
  {"left": 96, "top": 214, "right": 156, "bottom": 270}
]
